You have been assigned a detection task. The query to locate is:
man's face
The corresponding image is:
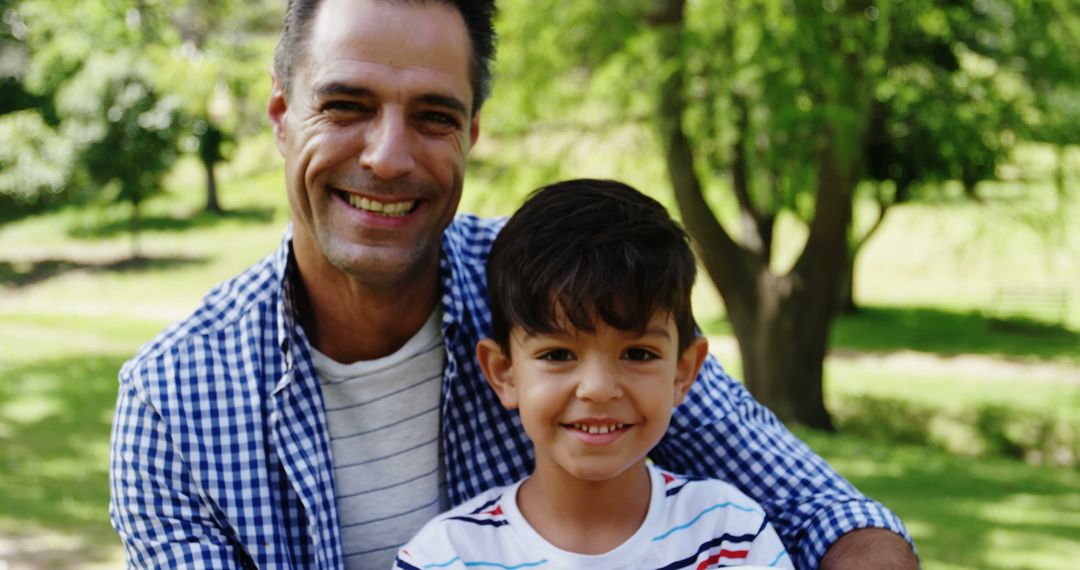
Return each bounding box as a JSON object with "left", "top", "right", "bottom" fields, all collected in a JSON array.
[{"left": 269, "top": 0, "right": 479, "bottom": 287}]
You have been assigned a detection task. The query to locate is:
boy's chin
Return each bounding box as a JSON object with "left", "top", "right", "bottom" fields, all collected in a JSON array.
[{"left": 560, "top": 460, "right": 648, "bottom": 483}]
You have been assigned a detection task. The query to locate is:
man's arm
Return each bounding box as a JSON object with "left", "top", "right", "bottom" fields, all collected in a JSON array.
[
  {"left": 110, "top": 376, "right": 251, "bottom": 568},
  {"left": 821, "top": 528, "right": 919, "bottom": 569},
  {"left": 652, "top": 356, "right": 917, "bottom": 569}
]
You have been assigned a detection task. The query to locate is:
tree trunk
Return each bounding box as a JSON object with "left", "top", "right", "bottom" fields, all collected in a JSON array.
[
  {"left": 204, "top": 157, "right": 221, "bottom": 213},
  {"left": 648, "top": 0, "right": 861, "bottom": 430},
  {"left": 130, "top": 195, "right": 142, "bottom": 259},
  {"left": 715, "top": 265, "right": 834, "bottom": 429},
  {"left": 837, "top": 246, "right": 858, "bottom": 315}
]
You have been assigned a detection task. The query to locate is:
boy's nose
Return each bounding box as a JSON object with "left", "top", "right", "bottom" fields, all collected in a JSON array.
[
  {"left": 575, "top": 360, "right": 623, "bottom": 402},
  {"left": 359, "top": 111, "right": 416, "bottom": 180}
]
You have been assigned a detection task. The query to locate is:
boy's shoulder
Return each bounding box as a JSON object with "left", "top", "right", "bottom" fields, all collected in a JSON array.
[
  {"left": 650, "top": 464, "right": 763, "bottom": 509},
  {"left": 396, "top": 482, "right": 521, "bottom": 568}
]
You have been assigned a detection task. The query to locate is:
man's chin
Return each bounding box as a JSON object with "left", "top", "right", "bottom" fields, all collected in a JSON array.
[{"left": 324, "top": 242, "right": 436, "bottom": 288}]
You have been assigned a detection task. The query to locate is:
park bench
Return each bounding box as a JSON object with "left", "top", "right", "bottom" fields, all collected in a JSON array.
[{"left": 990, "top": 286, "right": 1070, "bottom": 325}]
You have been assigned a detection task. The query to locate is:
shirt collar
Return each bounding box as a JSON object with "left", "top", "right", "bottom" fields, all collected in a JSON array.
[
  {"left": 273, "top": 223, "right": 465, "bottom": 365},
  {"left": 274, "top": 224, "right": 299, "bottom": 371}
]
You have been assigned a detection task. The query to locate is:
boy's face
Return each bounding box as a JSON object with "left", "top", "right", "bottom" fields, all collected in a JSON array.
[{"left": 477, "top": 311, "right": 708, "bottom": 483}]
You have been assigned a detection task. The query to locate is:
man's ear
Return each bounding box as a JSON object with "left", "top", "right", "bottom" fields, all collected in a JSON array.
[
  {"left": 673, "top": 336, "right": 708, "bottom": 406},
  {"left": 469, "top": 111, "right": 481, "bottom": 146},
  {"left": 267, "top": 70, "right": 288, "bottom": 154},
  {"left": 476, "top": 338, "right": 518, "bottom": 409}
]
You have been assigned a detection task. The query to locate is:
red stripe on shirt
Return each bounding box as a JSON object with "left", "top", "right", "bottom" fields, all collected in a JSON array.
[{"left": 696, "top": 549, "right": 749, "bottom": 570}]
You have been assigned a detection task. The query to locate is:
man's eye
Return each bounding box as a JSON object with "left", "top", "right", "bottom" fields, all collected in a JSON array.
[
  {"left": 417, "top": 111, "right": 461, "bottom": 130},
  {"left": 539, "top": 349, "right": 575, "bottom": 362},
  {"left": 623, "top": 348, "right": 658, "bottom": 362}
]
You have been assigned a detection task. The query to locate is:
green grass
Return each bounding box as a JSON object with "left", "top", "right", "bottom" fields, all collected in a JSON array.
[
  {"left": 0, "top": 314, "right": 151, "bottom": 567},
  {"left": 795, "top": 428, "right": 1080, "bottom": 570},
  {"left": 832, "top": 306, "right": 1080, "bottom": 364}
]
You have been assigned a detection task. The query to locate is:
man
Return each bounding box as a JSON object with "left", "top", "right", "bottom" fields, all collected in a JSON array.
[{"left": 109, "top": 0, "right": 919, "bottom": 568}]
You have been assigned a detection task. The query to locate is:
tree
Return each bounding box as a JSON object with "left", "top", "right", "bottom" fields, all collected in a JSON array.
[
  {"left": 154, "top": 0, "right": 279, "bottom": 213},
  {"left": 0, "top": 109, "right": 75, "bottom": 224},
  {"left": 493, "top": 0, "right": 1078, "bottom": 428},
  {"left": 841, "top": 0, "right": 1078, "bottom": 312},
  {"left": 12, "top": 0, "right": 279, "bottom": 222},
  {"left": 56, "top": 52, "right": 185, "bottom": 256}
]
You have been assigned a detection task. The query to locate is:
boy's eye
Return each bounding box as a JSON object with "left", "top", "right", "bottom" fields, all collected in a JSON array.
[
  {"left": 539, "top": 349, "right": 575, "bottom": 362},
  {"left": 622, "top": 348, "right": 658, "bottom": 362}
]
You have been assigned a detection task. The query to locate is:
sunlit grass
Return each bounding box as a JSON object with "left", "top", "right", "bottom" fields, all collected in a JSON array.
[{"left": 795, "top": 428, "right": 1080, "bottom": 570}]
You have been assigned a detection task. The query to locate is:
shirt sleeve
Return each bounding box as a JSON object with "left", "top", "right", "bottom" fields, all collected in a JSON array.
[
  {"left": 109, "top": 371, "right": 253, "bottom": 569},
  {"left": 744, "top": 518, "right": 796, "bottom": 569},
  {"left": 651, "top": 355, "right": 914, "bottom": 569},
  {"left": 393, "top": 524, "right": 455, "bottom": 570}
]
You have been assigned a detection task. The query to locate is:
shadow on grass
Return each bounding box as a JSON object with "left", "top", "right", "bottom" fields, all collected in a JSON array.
[
  {"left": 831, "top": 395, "right": 1079, "bottom": 467},
  {"left": 794, "top": 428, "right": 1080, "bottom": 570},
  {"left": 0, "top": 354, "right": 126, "bottom": 565},
  {"left": 0, "top": 254, "right": 208, "bottom": 289},
  {"left": 66, "top": 206, "right": 275, "bottom": 239},
  {"left": 831, "top": 306, "right": 1080, "bottom": 362}
]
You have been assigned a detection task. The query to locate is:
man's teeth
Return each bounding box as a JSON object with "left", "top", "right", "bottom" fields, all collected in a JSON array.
[
  {"left": 572, "top": 423, "right": 625, "bottom": 434},
  {"left": 346, "top": 194, "right": 415, "bottom": 216}
]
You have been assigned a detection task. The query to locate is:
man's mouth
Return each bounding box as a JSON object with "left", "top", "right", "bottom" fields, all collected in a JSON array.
[{"left": 338, "top": 191, "right": 418, "bottom": 217}]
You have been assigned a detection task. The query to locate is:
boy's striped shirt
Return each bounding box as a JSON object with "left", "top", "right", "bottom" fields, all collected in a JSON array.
[{"left": 395, "top": 463, "right": 793, "bottom": 570}]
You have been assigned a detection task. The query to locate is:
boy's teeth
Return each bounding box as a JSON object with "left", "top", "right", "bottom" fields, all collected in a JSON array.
[
  {"left": 573, "top": 423, "right": 625, "bottom": 434},
  {"left": 346, "top": 194, "right": 415, "bottom": 216}
]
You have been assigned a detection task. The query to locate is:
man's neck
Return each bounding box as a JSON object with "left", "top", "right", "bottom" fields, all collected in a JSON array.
[
  {"left": 292, "top": 234, "right": 441, "bottom": 363},
  {"left": 516, "top": 461, "right": 651, "bottom": 555}
]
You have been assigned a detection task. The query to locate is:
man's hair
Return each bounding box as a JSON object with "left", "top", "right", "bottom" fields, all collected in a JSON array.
[
  {"left": 272, "top": 0, "right": 497, "bottom": 114},
  {"left": 487, "top": 179, "right": 700, "bottom": 354}
]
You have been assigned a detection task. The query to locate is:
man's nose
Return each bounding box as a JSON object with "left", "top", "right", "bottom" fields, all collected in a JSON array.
[
  {"left": 359, "top": 111, "right": 416, "bottom": 180},
  {"left": 575, "top": 359, "right": 623, "bottom": 402}
]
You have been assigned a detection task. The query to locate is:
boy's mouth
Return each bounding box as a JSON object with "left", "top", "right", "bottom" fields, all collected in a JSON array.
[{"left": 566, "top": 422, "right": 627, "bottom": 435}]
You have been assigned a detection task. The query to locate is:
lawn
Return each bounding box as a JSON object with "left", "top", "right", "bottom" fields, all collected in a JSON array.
[{"left": 1, "top": 141, "right": 1078, "bottom": 568}]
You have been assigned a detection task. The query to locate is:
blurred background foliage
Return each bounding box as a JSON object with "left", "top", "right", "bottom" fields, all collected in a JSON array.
[{"left": 1, "top": 0, "right": 1078, "bottom": 568}]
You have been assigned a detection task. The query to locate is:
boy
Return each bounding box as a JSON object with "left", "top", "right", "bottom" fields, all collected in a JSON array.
[{"left": 395, "top": 179, "right": 793, "bottom": 569}]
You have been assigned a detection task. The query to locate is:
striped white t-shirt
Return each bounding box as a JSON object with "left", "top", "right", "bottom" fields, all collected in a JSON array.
[
  {"left": 395, "top": 463, "right": 793, "bottom": 570},
  {"left": 312, "top": 309, "right": 447, "bottom": 569}
]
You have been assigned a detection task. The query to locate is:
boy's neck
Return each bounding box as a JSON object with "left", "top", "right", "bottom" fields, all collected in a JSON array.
[{"left": 516, "top": 461, "right": 652, "bottom": 555}]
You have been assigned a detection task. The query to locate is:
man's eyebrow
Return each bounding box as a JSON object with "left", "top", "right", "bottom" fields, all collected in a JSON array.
[
  {"left": 418, "top": 94, "right": 468, "bottom": 116},
  {"left": 311, "top": 82, "right": 468, "bottom": 116},
  {"left": 313, "top": 82, "right": 374, "bottom": 99}
]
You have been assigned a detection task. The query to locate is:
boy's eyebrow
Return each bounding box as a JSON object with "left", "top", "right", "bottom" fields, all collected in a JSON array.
[
  {"left": 312, "top": 82, "right": 468, "bottom": 116},
  {"left": 641, "top": 326, "right": 672, "bottom": 340}
]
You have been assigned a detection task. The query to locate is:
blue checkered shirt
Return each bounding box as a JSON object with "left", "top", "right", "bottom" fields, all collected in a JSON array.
[{"left": 110, "top": 214, "right": 911, "bottom": 569}]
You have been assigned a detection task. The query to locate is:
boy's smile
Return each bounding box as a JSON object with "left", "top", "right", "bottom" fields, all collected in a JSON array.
[{"left": 478, "top": 312, "right": 707, "bottom": 484}]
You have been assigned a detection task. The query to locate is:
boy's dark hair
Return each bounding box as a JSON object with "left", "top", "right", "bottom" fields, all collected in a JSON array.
[
  {"left": 487, "top": 179, "right": 699, "bottom": 354},
  {"left": 273, "top": 0, "right": 497, "bottom": 114}
]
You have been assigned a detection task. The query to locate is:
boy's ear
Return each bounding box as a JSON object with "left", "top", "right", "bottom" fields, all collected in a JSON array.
[
  {"left": 673, "top": 336, "right": 709, "bottom": 406},
  {"left": 476, "top": 338, "right": 519, "bottom": 409}
]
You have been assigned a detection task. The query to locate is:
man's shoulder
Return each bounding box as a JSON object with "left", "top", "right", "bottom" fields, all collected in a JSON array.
[
  {"left": 443, "top": 213, "right": 507, "bottom": 261},
  {"left": 120, "top": 249, "right": 283, "bottom": 384}
]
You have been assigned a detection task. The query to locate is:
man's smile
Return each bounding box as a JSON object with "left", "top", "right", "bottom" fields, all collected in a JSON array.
[{"left": 335, "top": 189, "right": 420, "bottom": 217}]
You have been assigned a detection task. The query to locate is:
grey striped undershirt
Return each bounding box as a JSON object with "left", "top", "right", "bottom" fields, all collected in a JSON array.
[{"left": 311, "top": 309, "right": 447, "bottom": 570}]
